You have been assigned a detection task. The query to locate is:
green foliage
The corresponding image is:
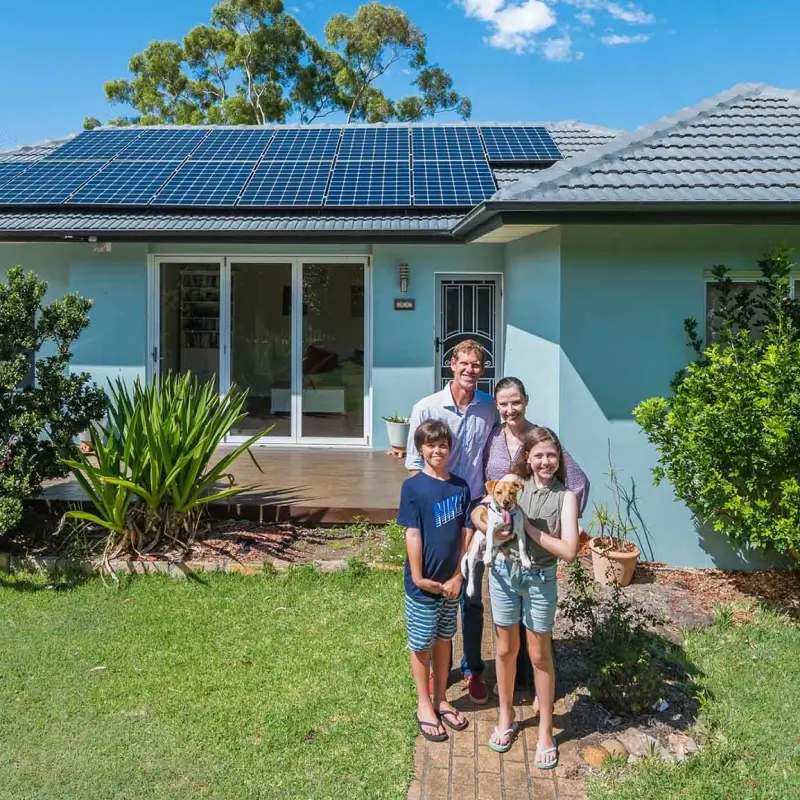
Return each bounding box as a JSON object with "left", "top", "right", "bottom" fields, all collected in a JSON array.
[
  {"left": 560, "top": 560, "right": 662, "bottom": 714},
  {"left": 62, "top": 372, "right": 271, "bottom": 560},
  {"left": 382, "top": 412, "right": 409, "bottom": 423},
  {"left": 379, "top": 518, "right": 407, "bottom": 566},
  {"left": 634, "top": 247, "right": 800, "bottom": 561},
  {"left": 0, "top": 267, "right": 107, "bottom": 536},
  {"left": 100, "top": 0, "right": 470, "bottom": 126}
]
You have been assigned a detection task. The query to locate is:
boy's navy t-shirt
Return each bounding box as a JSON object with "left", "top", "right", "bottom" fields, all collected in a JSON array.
[{"left": 398, "top": 472, "right": 472, "bottom": 600}]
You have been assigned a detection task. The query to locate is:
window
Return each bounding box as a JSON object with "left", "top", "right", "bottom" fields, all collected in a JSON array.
[{"left": 705, "top": 280, "right": 767, "bottom": 344}]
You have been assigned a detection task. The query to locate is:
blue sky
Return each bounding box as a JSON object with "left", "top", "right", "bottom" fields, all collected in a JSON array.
[{"left": 1, "top": 0, "right": 799, "bottom": 147}]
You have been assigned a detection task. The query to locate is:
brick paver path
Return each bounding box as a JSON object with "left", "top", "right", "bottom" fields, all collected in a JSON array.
[{"left": 407, "top": 578, "right": 586, "bottom": 800}]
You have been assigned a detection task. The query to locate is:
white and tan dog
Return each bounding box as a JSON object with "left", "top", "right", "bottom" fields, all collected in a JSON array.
[{"left": 461, "top": 475, "right": 530, "bottom": 597}]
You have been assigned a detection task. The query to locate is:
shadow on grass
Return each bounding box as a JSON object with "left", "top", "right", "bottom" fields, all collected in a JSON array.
[{"left": 0, "top": 569, "right": 93, "bottom": 593}]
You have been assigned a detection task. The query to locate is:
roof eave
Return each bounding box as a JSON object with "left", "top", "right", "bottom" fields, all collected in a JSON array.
[{"left": 455, "top": 201, "right": 800, "bottom": 242}]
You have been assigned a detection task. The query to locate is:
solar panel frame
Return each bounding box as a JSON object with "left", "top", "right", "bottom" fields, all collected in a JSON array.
[
  {"left": 45, "top": 129, "right": 145, "bottom": 161},
  {"left": 114, "top": 129, "right": 211, "bottom": 161},
  {"left": 152, "top": 161, "right": 257, "bottom": 206},
  {"left": 189, "top": 129, "right": 275, "bottom": 161},
  {"left": 480, "top": 126, "right": 562, "bottom": 162},
  {"left": 262, "top": 128, "right": 341, "bottom": 161},
  {"left": 68, "top": 161, "right": 183, "bottom": 205},
  {"left": 412, "top": 158, "right": 496, "bottom": 206},
  {"left": 337, "top": 128, "right": 410, "bottom": 161},
  {"left": 237, "top": 159, "right": 332, "bottom": 206},
  {"left": 0, "top": 161, "right": 106, "bottom": 204},
  {"left": 326, "top": 160, "right": 411, "bottom": 207}
]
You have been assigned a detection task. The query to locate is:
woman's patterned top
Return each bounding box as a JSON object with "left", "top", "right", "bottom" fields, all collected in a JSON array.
[{"left": 482, "top": 423, "right": 590, "bottom": 515}]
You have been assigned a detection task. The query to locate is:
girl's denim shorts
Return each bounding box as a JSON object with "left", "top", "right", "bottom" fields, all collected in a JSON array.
[{"left": 488, "top": 557, "right": 558, "bottom": 633}]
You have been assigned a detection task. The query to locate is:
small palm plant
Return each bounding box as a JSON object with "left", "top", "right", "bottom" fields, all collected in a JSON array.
[{"left": 62, "top": 372, "right": 271, "bottom": 567}]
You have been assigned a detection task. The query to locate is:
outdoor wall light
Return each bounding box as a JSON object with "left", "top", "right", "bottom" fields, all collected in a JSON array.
[{"left": 399, "top": 262, "right": 410, "bottom": 293}]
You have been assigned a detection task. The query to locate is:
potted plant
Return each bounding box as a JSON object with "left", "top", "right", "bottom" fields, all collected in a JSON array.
[
  {"left": 382, "top": 412, "right": 410, "bottom": 453},
  {"left": 587, "top": 454, "right": 641, "bottom": 586}
]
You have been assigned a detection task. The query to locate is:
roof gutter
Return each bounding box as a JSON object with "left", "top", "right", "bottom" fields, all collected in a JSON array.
[{"left": 453, "top": 201, "right": 800, "bottom": 242}]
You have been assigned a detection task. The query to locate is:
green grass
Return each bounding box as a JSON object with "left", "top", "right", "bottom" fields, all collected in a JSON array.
[
  {"left": 0, "top": 565, "right": 416, "bottom": 800},
  {"left": 589, "top": 605, "right": 800, "bottom": 800}
]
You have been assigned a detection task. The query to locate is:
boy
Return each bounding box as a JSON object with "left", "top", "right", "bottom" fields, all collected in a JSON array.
[{"left": 399, "top": 419, "right": 472, "bottom": 742}]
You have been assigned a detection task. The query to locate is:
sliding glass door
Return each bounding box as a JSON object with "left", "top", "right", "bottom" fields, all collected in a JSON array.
[{"left": 152, "top": 256, "right": 369, "bottom": 445}]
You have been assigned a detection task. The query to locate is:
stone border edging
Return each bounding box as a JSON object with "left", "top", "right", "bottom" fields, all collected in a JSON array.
[{"left": 0, "top": 551, "right": 403, "bottom": 578}]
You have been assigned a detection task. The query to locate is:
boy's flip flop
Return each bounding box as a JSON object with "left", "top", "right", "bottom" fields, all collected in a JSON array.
[
  {"left": 488, "top": 721, "right": 519, "bottom": 753},
  {"left": 417, "top": 716, "right": 448, "bottom": 743},
  {"left": 534, "top": 737, "right": 559, "bottom": 770},
  {"left": 437, "top": 707, "right": 468, "bottom": 731}
]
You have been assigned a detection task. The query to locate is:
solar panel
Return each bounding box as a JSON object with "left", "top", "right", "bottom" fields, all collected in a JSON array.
[
  {"left": 0, "top": 161, "right": 105, "bottom": 204},
  {"left": 46, "top": 129, "right": 145, "bottom": 161},
  {"left": 337, "top": 128, "right": 409, "bottom": 161},
  {"left": 412, "top": 159, "right": 496, "bottom": 206},
  {"left": 69, "top": 161, "right": 182, "bottom": 205},
  {"left": 238, "top": 160, "right": 332, "bottom": 206},
  {"left": 263, "top": 128, "right": 340, "bottom": 160},
  {"left": 115, "top": 129, "right": 210, "bottom": 161},
  {"left": 190, "top": 129, "right": 275, "bottom": 161},
  {"left": 480, "top": 126, "right": 562, "bottom": 162},
  {"left": 153, "top": 161, "right": 256, "bottom": 206},
  {"left": 326, "top": 160, "right": 411, "bottom": 206},
  {"left": 0, "top": 163, "right": 32, "bottom": 187},
  {"left": 412, "top": 127, "right": 485, "bottom": 161}
]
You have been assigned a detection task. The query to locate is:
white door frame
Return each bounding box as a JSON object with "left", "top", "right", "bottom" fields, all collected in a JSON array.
[
  {"left": 433, "top": 272, "right": 504, "bottom": 393},
  {"left": 147, "top": 253, "right": 372, "bottom": 448}
]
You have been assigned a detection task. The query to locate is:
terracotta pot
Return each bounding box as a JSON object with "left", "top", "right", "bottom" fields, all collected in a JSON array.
[{"left": 589, "top": 538, "right": 640, "bottom": 587}]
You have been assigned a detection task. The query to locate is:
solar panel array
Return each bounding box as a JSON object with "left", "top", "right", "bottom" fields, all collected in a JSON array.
[{"left": 0, "top": 124, "right": 562, "bottom": 209}]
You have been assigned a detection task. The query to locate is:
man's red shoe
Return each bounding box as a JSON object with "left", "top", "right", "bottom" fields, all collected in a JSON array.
[{"left": 466, "top": 674, "right": 489, "bottom": 705}]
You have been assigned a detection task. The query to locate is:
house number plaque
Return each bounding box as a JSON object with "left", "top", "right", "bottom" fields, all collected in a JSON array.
[{"left": 394, "top": 298, "right": 415, "bottom": 311}]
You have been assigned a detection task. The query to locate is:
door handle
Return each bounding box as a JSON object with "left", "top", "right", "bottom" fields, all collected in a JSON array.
[{"left": 434, "top": 337, "right": 441, "bottom": 353}]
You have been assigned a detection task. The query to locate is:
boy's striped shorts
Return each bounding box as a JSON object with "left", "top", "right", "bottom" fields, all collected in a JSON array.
[{"left": 404, "top": 593, "right": 459, "bottom": 652}]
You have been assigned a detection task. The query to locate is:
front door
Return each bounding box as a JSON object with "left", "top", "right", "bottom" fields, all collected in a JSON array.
[{"left": 435, "top": 274, "right": 502, "bottom": 394}]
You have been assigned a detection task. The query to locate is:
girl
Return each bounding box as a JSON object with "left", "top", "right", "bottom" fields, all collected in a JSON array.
[{"left": 487, "top": 426, "right": 579, "bottom": 768}]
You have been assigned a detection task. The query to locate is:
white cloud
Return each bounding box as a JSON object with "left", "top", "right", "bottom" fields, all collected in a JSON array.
[
  {"left": 541, "top": 34, "right": 582, "bottom": 61},
  {"left": 600, "top": 32, "right": 651, "bottom": 44},
  {"left": 575, "top": 11, "right": 595, "bottom": 25},
  {"left": 604, "top": 2, "right": 655, "bottom": 24},
  {"left": 456, "top": 1, "right": 557, "bottom": 52}
]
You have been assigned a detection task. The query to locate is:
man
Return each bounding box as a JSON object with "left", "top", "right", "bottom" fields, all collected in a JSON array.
[{"left": 405, "top": 339, "right": 499, "bottom": 704}]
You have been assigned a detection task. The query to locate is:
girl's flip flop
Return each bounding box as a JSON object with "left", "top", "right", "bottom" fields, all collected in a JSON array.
[
  {"left": 534, "top": 737, "right": 559, "bottom": 770},
  {"left": 438, "top": 707, "right": 468, "bottom": 731},
  {"left": 417, "top": 716, "right": 448, "bottom": 743},
  {"left": 488, "top": 721, "right": 519, "bottom": 753}
]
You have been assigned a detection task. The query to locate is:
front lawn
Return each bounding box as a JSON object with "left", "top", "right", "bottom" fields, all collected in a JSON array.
[
  {"left": 589, "top": 606, "right": 800, "bottom": 800},
  {"left": 0, "top": 565, "right": 415, "bottom": 800}
]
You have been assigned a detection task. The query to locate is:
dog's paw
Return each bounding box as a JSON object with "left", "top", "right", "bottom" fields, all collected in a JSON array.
[{"left": 482, "top": 553, "right": 493, "bottom": 567}]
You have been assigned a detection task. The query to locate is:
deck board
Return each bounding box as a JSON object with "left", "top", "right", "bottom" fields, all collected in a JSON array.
[{"left": 39, "top": 448, "right": 408, "bottom": 525}]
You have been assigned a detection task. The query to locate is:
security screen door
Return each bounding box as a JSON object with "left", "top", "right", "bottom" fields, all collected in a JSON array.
[{"left": 435, "top": 275, "right": 502, "bottom": 395}]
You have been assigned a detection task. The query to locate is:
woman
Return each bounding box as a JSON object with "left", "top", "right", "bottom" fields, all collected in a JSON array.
[
  {"left": 486, "top": 427, "right": 579, "bottom": 765},
  {"left": 477, "top": 377, "right": 589, "bottom": 687}
]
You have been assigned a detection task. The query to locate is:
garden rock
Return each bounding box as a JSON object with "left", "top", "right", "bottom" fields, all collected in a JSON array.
[
  {"left": 617, "top": 728, "right": 670, "bottom": 760},
  {"left": 668, "top": 731, "right": 699, "bottom": 761},
  {"left": 601, "top": 739, "right": 629, "bottom": 759},
  {"left": 581, "top": 746, "right": 611, "bottom": 767}
]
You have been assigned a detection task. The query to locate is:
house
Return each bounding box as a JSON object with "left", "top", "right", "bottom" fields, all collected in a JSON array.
[{"left": 1, "top": 82, "right": 798, "bottom": 569}]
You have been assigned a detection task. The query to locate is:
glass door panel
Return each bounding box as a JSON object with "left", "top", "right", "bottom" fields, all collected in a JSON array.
[
  {"left": 229, "top": 262, "right": 293, "bottom": 438},
  {"left": 300, "top": 262, "right": 365, "bottom": 440},
  {"left": 159, "top": 262, "right": 221, "bottom": 391}
]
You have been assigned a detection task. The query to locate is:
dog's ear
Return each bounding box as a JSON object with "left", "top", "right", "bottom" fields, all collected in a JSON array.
[
  {"left": 486, "top": 480, "right": 497, "bottom": 494},
  {"left": 511, "top": 477, "right": 524, "bottom": 491}
]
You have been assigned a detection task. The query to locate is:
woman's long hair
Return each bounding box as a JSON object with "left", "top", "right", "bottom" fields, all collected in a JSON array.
[{"left": 509, "top": 426, "right": 567, "bottom": 484}]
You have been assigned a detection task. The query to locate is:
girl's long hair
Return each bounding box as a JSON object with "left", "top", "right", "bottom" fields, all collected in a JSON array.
[{"left": 510, "top": 426, "right": 567, "bottom": 484}]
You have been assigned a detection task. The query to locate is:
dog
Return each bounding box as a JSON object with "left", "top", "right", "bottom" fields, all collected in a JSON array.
[{"left": 460, "top": 476, "right": 530, "bottom": 597}]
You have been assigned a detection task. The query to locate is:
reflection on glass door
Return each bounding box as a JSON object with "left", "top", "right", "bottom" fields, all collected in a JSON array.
[
  {"left": 160, "top": 262, "right": 221, "bottom": 391},
  {"left": 229, "top": 262, "right": 293, "bottom": 438},
  {"left": 300, "top": 262, "right": 365, "bottom": 440}
]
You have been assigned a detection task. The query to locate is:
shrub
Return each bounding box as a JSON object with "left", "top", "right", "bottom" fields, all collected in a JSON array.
[
  {"left": 560, "top": 559, "right": 662, "bottom": 715},
  {"left": 0, "top": 267, "right": 107, "bottom": 536},
  {"left": 634, "top": 247, "right": 800, "bottom": 562},
  {"left": 62, "top": 372, "right": 271, "bottom": 562}
]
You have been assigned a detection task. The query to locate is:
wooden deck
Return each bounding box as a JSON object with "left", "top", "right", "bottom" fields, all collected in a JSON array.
[{"left": 39, "top": 448, "right": 408, "bottom": 525}]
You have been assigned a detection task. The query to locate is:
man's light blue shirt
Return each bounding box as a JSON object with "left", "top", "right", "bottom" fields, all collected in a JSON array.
[{"left": 405, "top": 384, "right": 499, "bottom": 499}]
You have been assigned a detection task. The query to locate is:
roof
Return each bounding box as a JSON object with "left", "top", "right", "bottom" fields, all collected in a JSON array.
[
  {"left": 494, "top": 83, "right": 800, "bottom": 203},
  {"left": 0, "top": 121, "right": 620, "bottom": 241}
]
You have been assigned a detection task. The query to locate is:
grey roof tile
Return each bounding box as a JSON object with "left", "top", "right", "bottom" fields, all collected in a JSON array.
[{"left": 496, "top": 83, "right": 800, "bottom": 204}]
